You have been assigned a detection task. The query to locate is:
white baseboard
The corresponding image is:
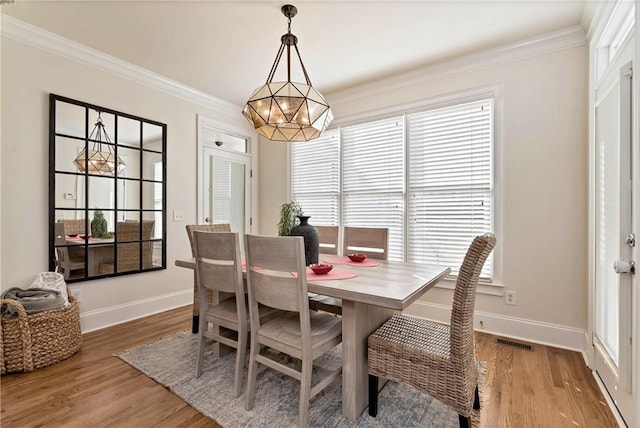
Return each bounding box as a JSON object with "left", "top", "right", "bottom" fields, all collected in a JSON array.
[
  {"left": 79, "top": 290, "right": 192, "bottom": 333},
  {"left": 582, "top": 330, "right": 594, "bottom": 368},
  {"left": 404, "top": 300, "right": 585, "bottom": 352}
]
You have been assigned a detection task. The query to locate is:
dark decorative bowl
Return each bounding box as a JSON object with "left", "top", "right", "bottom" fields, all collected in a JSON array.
[
  {"left": 310, "top": 264, "right": 333, "bottom": 275},
  {"left": 347, "top": 253, "right": 367, "bottom": 263},
  {"left": 78, "top": 234, "right": 86, "bottom": 239},
  {"left": 67, "top": 233, "right": 78, "bottom": 238}
]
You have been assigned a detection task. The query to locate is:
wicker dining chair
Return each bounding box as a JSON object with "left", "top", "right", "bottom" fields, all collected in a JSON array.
[
  {"left": 186, "top": 223, "right": 232, "bottom": 332},
  {"left": 367, "top": 233, "right": 496, "bottom": 428},
  {"left": 310, "top": 226, "right": 389, "bottom": 315},
  {"left": 57, "top": 219, "right": 86, "bottom": 235},
  {"left": 98, "top": 221, "right": 154, "bottom": 274}
]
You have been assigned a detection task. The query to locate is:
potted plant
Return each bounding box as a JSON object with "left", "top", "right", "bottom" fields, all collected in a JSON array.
[
  {"left": 277, "top": 201, "right": 304, "bottom": 236},
  {"left": 91, "top": 210, "right": 109, "bottom": 238}
]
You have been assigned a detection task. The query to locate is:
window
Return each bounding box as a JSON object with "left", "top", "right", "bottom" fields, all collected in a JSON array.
[
  {"left": 407, "top": 99, "right": 493, "bottom": 277},
  {"left": 342, "top": 117, "right": 405, "bottom": 260},
  {"left": 291, "top": 131, "right": 341, "bottom": 225},
  {"left": 595, "top": 0, "right": 635, "bottom": 82},
  {"left": 291, "top": 96, "right": 495, "bottom": 279}
]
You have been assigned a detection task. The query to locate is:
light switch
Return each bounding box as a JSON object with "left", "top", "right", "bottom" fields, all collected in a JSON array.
[
  {"left": 173, "top": 210, "right": 184, "bottom": 222},
  {"left": 63, "top": 192, "right": 76, "bottom": 200}
]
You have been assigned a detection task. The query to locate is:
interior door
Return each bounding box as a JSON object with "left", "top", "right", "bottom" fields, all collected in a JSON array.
[
  {"left": 593, "top": 43, "right": 635, "bottom": 426},
  {"left": 202, "top": 146, "right": 251, "bottom": 241}
]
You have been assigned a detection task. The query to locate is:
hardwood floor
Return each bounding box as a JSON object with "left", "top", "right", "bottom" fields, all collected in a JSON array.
[{"left": 1, "top": 305, "right": 617, "bottom": 427}]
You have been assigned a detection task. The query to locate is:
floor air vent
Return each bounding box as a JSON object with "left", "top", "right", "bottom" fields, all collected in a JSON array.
[{"left": 496, "top": 338, "right": 533, "bottom": 351}]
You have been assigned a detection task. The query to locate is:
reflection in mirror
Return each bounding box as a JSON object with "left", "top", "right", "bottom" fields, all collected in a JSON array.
[{"left": 50, "top": 94, "right": 167, "bottom": 282}]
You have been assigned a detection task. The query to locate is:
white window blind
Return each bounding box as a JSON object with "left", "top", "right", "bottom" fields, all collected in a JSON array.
[
  {"left": 212, "top": 158, "right": 232, "bottom": 224},
  {"left": 291, "top": 130, "right": 340, "bottom": 226},
  {"left": 407, "top": 99, "right": 493, "bottom": 277},
  {"left": 342, "top": 117, "right": 405, "bottom": 261}
]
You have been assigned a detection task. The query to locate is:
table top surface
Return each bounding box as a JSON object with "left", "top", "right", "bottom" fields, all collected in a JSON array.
[{"left": 175, "top": 256, "right": 450, "bottom": 311}]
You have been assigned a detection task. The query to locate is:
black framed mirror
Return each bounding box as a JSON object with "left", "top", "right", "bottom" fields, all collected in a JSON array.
[{"left": 49, "top": 94, "right": 167, "bottom": 282}]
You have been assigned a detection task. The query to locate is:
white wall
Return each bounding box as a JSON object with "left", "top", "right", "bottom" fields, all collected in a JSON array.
[
  {"left": 0, "top": 34, "right": 255, "bottom": 331},
  {"left": 1, "top": 16, "right": 590, "bottom": 343},
  {"left": 259, "top": 29, "right": 590, "bottom": 338}
]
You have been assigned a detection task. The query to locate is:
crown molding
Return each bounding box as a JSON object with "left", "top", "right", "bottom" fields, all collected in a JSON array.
[
  {"left": 326, "top": 25, "right": 587, "bottom": 105},
  {"left": 1, "top": 15, "right": 241, "bottom": 116}
]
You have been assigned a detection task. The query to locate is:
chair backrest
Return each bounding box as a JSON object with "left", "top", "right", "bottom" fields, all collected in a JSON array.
[
  {"left": 450, "top": 233, "right": 496, "bottom": 363},
  {"left": 114, "top": 220, "right": 154, "bottom": 271},
  {"left": 186, "top": 224, "right": 232, "bottom": 257},
  {"left": 193, "top": 231, "right": 245, "bottom": 315},
  {"left": 54, "top": 222, "right": 71, "bottom": 263},
  {"left": 343, "top": 227, "right": 388, "bottom": 260},
  {"left": 244, "top": 234, "right": 309, "bottom": 315},
  {"left": 58, "top": 219, "right": 85, "bottom": 235},
  {"left": 315, "top": 226, "right": 339, "bottom": 255}
]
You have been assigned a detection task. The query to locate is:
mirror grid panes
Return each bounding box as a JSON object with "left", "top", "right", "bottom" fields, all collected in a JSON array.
[{"left": 49, "top": 94, "right": 167, "bottom": 282}]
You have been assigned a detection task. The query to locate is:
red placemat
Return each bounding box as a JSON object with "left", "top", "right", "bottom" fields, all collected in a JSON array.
[
  {"left": 291, "top": 268, "right": 358, "bottom": 280},
  {"left": 322, "top": 256, "right": 379, "bottom": 267}
]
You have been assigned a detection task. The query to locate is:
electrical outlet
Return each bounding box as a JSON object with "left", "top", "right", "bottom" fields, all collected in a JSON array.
[
  {"left": 173, "top": 210, "right": 184, "bottom": 222},
  {"left": 70, "top": 288, "right": 82, "bottom": 303},
  {"left": 505, "top": 290, "right": 516, "bottom": 305}
]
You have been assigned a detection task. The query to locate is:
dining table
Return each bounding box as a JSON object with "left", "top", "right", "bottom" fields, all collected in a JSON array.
[
  {"left": 66, "top": 235, "right": 115, "bottom": 276},
  {"left": 175, "top": 254, "right": 450, "bottom": 421}
]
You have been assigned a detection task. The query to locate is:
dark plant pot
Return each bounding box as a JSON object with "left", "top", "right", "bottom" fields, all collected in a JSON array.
[{"left": 290, "top": 216, "right": 319, "bottom": 266}]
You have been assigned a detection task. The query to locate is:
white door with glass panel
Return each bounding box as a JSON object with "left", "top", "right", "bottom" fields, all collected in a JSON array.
[
  {"left": 197, "top": 116, "right": 252, "bottom": 244},
  {"left": 202, "top": 146, "right": 250, "bottom": 240},
  {"left": 593, "top": 37, "right": 635, "bottom": 426}
]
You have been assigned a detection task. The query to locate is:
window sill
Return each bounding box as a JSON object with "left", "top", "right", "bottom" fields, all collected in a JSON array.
[{"left": 434, "top": 276, "right": 504, "bottom": 296}]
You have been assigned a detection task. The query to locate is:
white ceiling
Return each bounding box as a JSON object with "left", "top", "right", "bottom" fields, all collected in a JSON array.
[{"left": 3, "top": 1, "right": 589, "bottom": 107}]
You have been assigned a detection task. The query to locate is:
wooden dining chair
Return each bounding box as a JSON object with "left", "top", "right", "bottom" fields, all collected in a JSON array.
[
  {"left": 310, "top": 226, "right": 389, "bottom": 315},
  {"left": 186, "top": 223, "right": 232, "bottom": 332},
  {"left": 343, "top": 226, "right": 388, "bottom": 260},
  {"left": 192, "top": 231, "right": 260, "bottom": 397},
  {"left": 367, "top": 233, "right": 496, "bottom": 428},
  {"left": 244, "top": 234, "right": 343, "bottom": 427},
  {"left": 315, "top": 225, "right": 339, "bottom": 255},
  {"left": 54, "top": 223, "right": 85, "bottom": 280}
]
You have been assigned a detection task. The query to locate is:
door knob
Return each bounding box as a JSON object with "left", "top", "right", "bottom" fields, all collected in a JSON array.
[
  {"left": 205, "top": 217, "right": 210, "bottom": 223},
  {"left": 614, "top": 260, "right": 635, "bottom": 274}
]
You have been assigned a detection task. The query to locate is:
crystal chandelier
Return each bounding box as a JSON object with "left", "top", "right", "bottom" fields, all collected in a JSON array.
[
  {"left": 242, "top": 4, "right": 333, "bottom": 142},
  {"left": 74, "top": 112, "right": 126, "bottom": 176}
]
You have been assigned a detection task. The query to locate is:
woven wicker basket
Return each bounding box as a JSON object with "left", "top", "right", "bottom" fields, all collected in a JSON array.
[{"left": 0, "top": 294, "right": 82, "bottom": 374}]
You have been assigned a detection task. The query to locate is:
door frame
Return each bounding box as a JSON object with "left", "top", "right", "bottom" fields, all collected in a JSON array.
[
  {"left": 587, "top": 2, "right": 637, "bottom": 426},
  {"left": 196, "top": 115, "right": 257, "bottom": 232}
]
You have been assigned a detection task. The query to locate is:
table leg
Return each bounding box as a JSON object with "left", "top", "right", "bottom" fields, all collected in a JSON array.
[
  {"left": 192, "top": 315, "right": 199, "bottom": 334},
  {"left": 341, "top": 300, "right": 395, "bottom": 421}
]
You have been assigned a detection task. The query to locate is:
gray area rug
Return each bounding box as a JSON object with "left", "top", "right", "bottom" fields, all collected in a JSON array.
[{"left": 119, "top": 330, "right": 477, "bottom": 427}]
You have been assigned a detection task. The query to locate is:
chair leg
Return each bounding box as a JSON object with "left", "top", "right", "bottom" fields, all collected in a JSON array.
[
  {"left": 245, "top": 334, "right": 259, "bottom": 410},
  {"left": 194, "top": 319, "right": 208, "bottom": 377},
  {"left": 298, "top": 358, "right": 312, "bottom": 427},
  {"left": 458, "top": 414, "right": 471, "bottom": 428},
  {"left": 473, "top": 384, "right": 480, "bottom": 410},
  {"left": 368, "top": 374, "right": 378, "bottom": 417},
  {"left": 233, "top": 327, "right": 248, "bottom": 398}
]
